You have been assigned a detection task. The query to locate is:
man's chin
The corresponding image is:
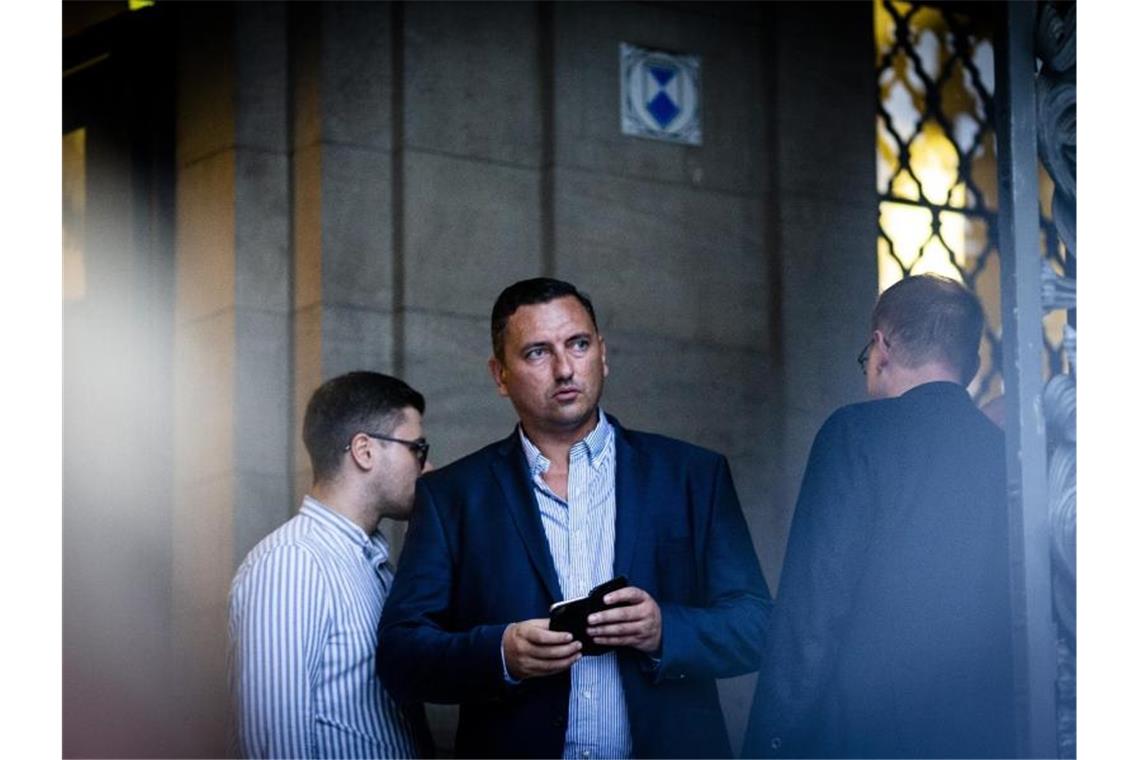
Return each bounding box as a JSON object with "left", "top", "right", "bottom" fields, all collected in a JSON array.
[
  {"left": 551, "top": 402, "right": 598, "bottom": 429},
  {"left": 387, "top": 511, "right": 413, "bottom": 524}
]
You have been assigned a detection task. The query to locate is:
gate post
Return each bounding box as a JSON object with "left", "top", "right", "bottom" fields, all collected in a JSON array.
[{"left": 994, "top": 2, "right": 1059, "bottom": 757}]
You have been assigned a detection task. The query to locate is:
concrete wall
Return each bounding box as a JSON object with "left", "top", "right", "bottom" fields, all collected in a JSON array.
[{"left": 65, "top": 2, "right": 877, "bottom": 756}]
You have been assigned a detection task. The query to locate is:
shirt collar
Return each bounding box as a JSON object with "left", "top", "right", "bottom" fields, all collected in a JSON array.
[
  {"left": 300, "top": 494, "right": 390, "bottom": 564},
  {"left": 519, "top": 409, "right": 613, "bottom": 476}
]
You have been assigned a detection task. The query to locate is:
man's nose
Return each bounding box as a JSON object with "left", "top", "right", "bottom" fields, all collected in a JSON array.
[{"left": 552, "top": 349, "right": 574, "bottom": 380}]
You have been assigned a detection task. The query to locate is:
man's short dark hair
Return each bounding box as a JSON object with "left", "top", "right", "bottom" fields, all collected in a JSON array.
[
  {"left": 871, "top": 274, "right": 985, "bottom": 384},
  {"left": 302, "top": 371, "right": 425, "bottom": 484},
  {"left": 490, "top": 277, "right": 599, "bottom": 360}
]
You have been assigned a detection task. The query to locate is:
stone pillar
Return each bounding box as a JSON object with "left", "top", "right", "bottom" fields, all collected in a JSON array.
[
  {"left": 401, "top": 1, "right": 543, "bottom": 469},
  {"left": 170, "top": 3, "right": 291, "bottom": 752},
  {"left": 291, "top": 1, "right": 398, "bottom": 496},
  {"left": 397, "top": 3, "right": 548, "bottom": 747}
]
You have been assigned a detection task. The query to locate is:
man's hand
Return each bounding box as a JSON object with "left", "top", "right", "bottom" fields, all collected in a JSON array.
[
  {"left": 586, "top": 586, "right": 662, "bottom": 653},
  {"left": 502, "top": 618, "right": 582, "bottom": 680}
]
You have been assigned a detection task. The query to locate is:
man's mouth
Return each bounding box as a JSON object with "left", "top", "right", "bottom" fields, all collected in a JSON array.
[{"left": 553, "top": 387, "right": 581, "bottom": 401}]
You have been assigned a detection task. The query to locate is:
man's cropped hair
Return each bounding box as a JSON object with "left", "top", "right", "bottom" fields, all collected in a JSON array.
[
  {"left": 872, "top": 273, "right": 985, "bottom": 384},
  {"left": 302, "top": 371, "right": 425, "bottom": 483},
  {"left": 490, "top": 277, "right": 598, "bottom": 360}
]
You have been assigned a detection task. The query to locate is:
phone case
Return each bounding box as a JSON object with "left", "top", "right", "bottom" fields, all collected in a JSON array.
[{"left": 548, "top": 575, "right": 629, "bottom": 656}]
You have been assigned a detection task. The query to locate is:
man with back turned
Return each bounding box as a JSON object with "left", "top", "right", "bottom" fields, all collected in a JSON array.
[{"left": 743, "top": 274, "right": 1016, "bottom": 758}]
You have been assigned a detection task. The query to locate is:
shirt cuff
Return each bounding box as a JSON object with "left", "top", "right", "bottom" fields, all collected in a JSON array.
[{"left": 500, "top": 642, "right": 522, "bottom": 685}]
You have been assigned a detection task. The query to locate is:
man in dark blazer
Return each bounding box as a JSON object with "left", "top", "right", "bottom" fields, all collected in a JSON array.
[
  {"left": 378, "top": 278, "right": 772, "bottom": 758},
  {"left": 743, "top": 274, "right": 1016, "bottom": 759}
]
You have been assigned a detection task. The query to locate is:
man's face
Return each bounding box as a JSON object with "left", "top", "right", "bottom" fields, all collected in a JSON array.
[
  {"left": 371, "top": 407, "right": 429, "bottom": 521},
  {"left": 489, "top": 296, "right": 608, "bottom": 440}
]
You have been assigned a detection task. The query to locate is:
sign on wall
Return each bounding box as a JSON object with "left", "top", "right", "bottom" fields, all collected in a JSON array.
[{"left": 620, "top": 42, "right": 702, "bottom": 146}]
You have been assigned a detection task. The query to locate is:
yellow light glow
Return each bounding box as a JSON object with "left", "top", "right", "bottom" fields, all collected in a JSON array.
[
  {"left": 128, "top": 0, "right": 155, "bottom": 10},
  {"left": 911, "top": 238, "right": 963, "bottom": 282},
  {"left": 63, "top": 129, "right": 87, "bottom": 303},
  {"left": 910, "top": 125, "right": 959, "bottom": 205},
  {"left": 877, "top": 197, "right": 968, "bottom": 293},
  {"left": 875, "top": 12, "right": 974, "bottom": 295}
]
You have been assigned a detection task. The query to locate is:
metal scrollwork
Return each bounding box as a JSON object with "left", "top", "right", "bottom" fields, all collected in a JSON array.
[
  {"left": 1044, "top": 371, "right": 1076, "bottom": 760},
  {"left": 1036, "top": 77, "right": 1076, "bottom": 200},
  {"left": 1036, "top": 2, "right": 1076, "bottom": 261},
  {"left": 1036, "top": 73, "right": 1077, "bottom": 258},
  {"left": 1035, "top": 6, "right": 1076, "bottom": 258},
  {"left": 1062, "top": 325, "right": 1076, "bottom": 375},
  {"left": 1035, "top": 1, "right": 1076, "bottom": 74},
  {"left": 1041, "top": 261, "right": 1076, "bottom": 313},
  {"left": 1052, "top": 190, "right": 1076, "bottom": 258},
  {"left": 1034, "top": 2, "right": 1076, "bottom": 756},
  {"left": 1043, "top": 372, "right": 1075, "bottom": 445}
]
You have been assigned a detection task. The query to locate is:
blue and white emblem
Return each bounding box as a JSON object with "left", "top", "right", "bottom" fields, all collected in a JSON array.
[{"left": 620, "top": 42, "right": 701, "bottom": 145}]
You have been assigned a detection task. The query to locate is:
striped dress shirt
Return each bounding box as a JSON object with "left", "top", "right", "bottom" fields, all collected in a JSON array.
[
  {"left": 520, "top": 411, "right": 633, "bottom": 760},
  {"left": 228, "top": 495, "right": 421, "bottom": 758}
]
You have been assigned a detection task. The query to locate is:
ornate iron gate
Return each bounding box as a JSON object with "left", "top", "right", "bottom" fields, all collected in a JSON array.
[
  {"left": 877, "top": 2, "right": 1075, "bottom": 756},
  {"left": 995, "top": 2, "right": 1075, "bottom": 757}
]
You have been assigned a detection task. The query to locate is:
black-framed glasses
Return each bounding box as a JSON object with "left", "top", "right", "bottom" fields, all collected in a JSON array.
[
  {"left": 347, "top": 432, "right": 430, "bottom": 469},
  {"left": 857, "top": 338, "right": 874, "bottom": 375}
]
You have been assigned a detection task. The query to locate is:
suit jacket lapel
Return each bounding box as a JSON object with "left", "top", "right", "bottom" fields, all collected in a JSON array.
[
  {"left": 612, "top": 420, "right": 648, "bottom": 580},
  {"left": 490, "top": 432, "right": 563, "bottom": 603}
]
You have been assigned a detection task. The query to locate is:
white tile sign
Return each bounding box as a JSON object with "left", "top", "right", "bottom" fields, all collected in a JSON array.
[{"left": 620, "top": 42, "right": 702, "bottom": 145}]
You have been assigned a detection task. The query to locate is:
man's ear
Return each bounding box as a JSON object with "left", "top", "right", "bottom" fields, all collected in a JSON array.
[
  {"left": 488, "top": 356, "right": 510, "bottom": 397},
  {"left": 873, "top": 329, "right": 891, "bottom": 371},
  {"left": 346, "top": 433, "right": 375, "bottom": 471},
  {"left": 599, "top": 335, "right": 609, "bottom": 378}
]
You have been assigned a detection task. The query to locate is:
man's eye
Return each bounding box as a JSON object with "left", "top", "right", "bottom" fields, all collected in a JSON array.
[
  {"left": 524, "top": 347, "right": 547, "bottom": 360},
  {"left": 571, "top": 339, "right": 590, "bottom": 351}
]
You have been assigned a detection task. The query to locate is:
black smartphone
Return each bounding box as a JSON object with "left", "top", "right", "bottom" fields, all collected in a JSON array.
[{"left": 548, "top": 576, "right": 629, "bottom": 655}]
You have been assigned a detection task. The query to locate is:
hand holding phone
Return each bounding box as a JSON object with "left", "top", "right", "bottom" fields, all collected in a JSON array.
[{"left": 548, "top": 576, "right": 629, "bottom": 656}]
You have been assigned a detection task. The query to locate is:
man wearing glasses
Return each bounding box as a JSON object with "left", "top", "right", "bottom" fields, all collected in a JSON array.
[
  {"left": 229, "top": 371, "right": 433, "bottom": 758},
  {"left": 378, "top": 278, "right": 772, "bottom": 758},
  {"left": 744, "top": 274, "right": 1016, "bottom": 758}
]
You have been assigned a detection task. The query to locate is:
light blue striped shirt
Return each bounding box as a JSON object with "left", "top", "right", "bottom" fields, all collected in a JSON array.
[
  {"left": 520, "top": 411, "right": 633, "bottom": 760},
  {"left": 228, "top": 495, "right": 421, "bottom": 758}
]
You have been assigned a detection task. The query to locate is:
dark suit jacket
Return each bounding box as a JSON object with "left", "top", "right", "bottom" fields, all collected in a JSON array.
[
  {"left": 378, "top": 415, "right": 772, "bottom": 758},
  {"left": 743, "top": 382, "right": 1016, "bottom": 759}
]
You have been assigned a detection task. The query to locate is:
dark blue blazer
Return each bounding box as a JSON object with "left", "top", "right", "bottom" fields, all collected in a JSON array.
[
  {"left": 378, "top": 415, "right": 772, "bottom": 758},
  {"left": 743, "top": 382, "right": 1016, "bottom": 759}
]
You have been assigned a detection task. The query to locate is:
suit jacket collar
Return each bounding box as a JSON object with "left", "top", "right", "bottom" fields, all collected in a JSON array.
[
  {"left": 900, "top": 380, "right": 970, "bottom": 402},
  {"left": 490, "top": 430, "right": 562, "bottom": 602},
  {"left": 610, "top": 416, "right": 647, "bottom": 580},
  {"left": 489, "top": 413, "right": 647, "bottom": 601}
]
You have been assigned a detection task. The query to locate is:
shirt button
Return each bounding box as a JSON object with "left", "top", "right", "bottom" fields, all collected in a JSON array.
[
  {"left": 771, "top": 737, "right": 782, "bottom": 750},
  {"left": 581, "top": 752, "right": 591, "bottom": 759},
  {"left": 582, "top": 689, "right": 592, "bottom": 700}
]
